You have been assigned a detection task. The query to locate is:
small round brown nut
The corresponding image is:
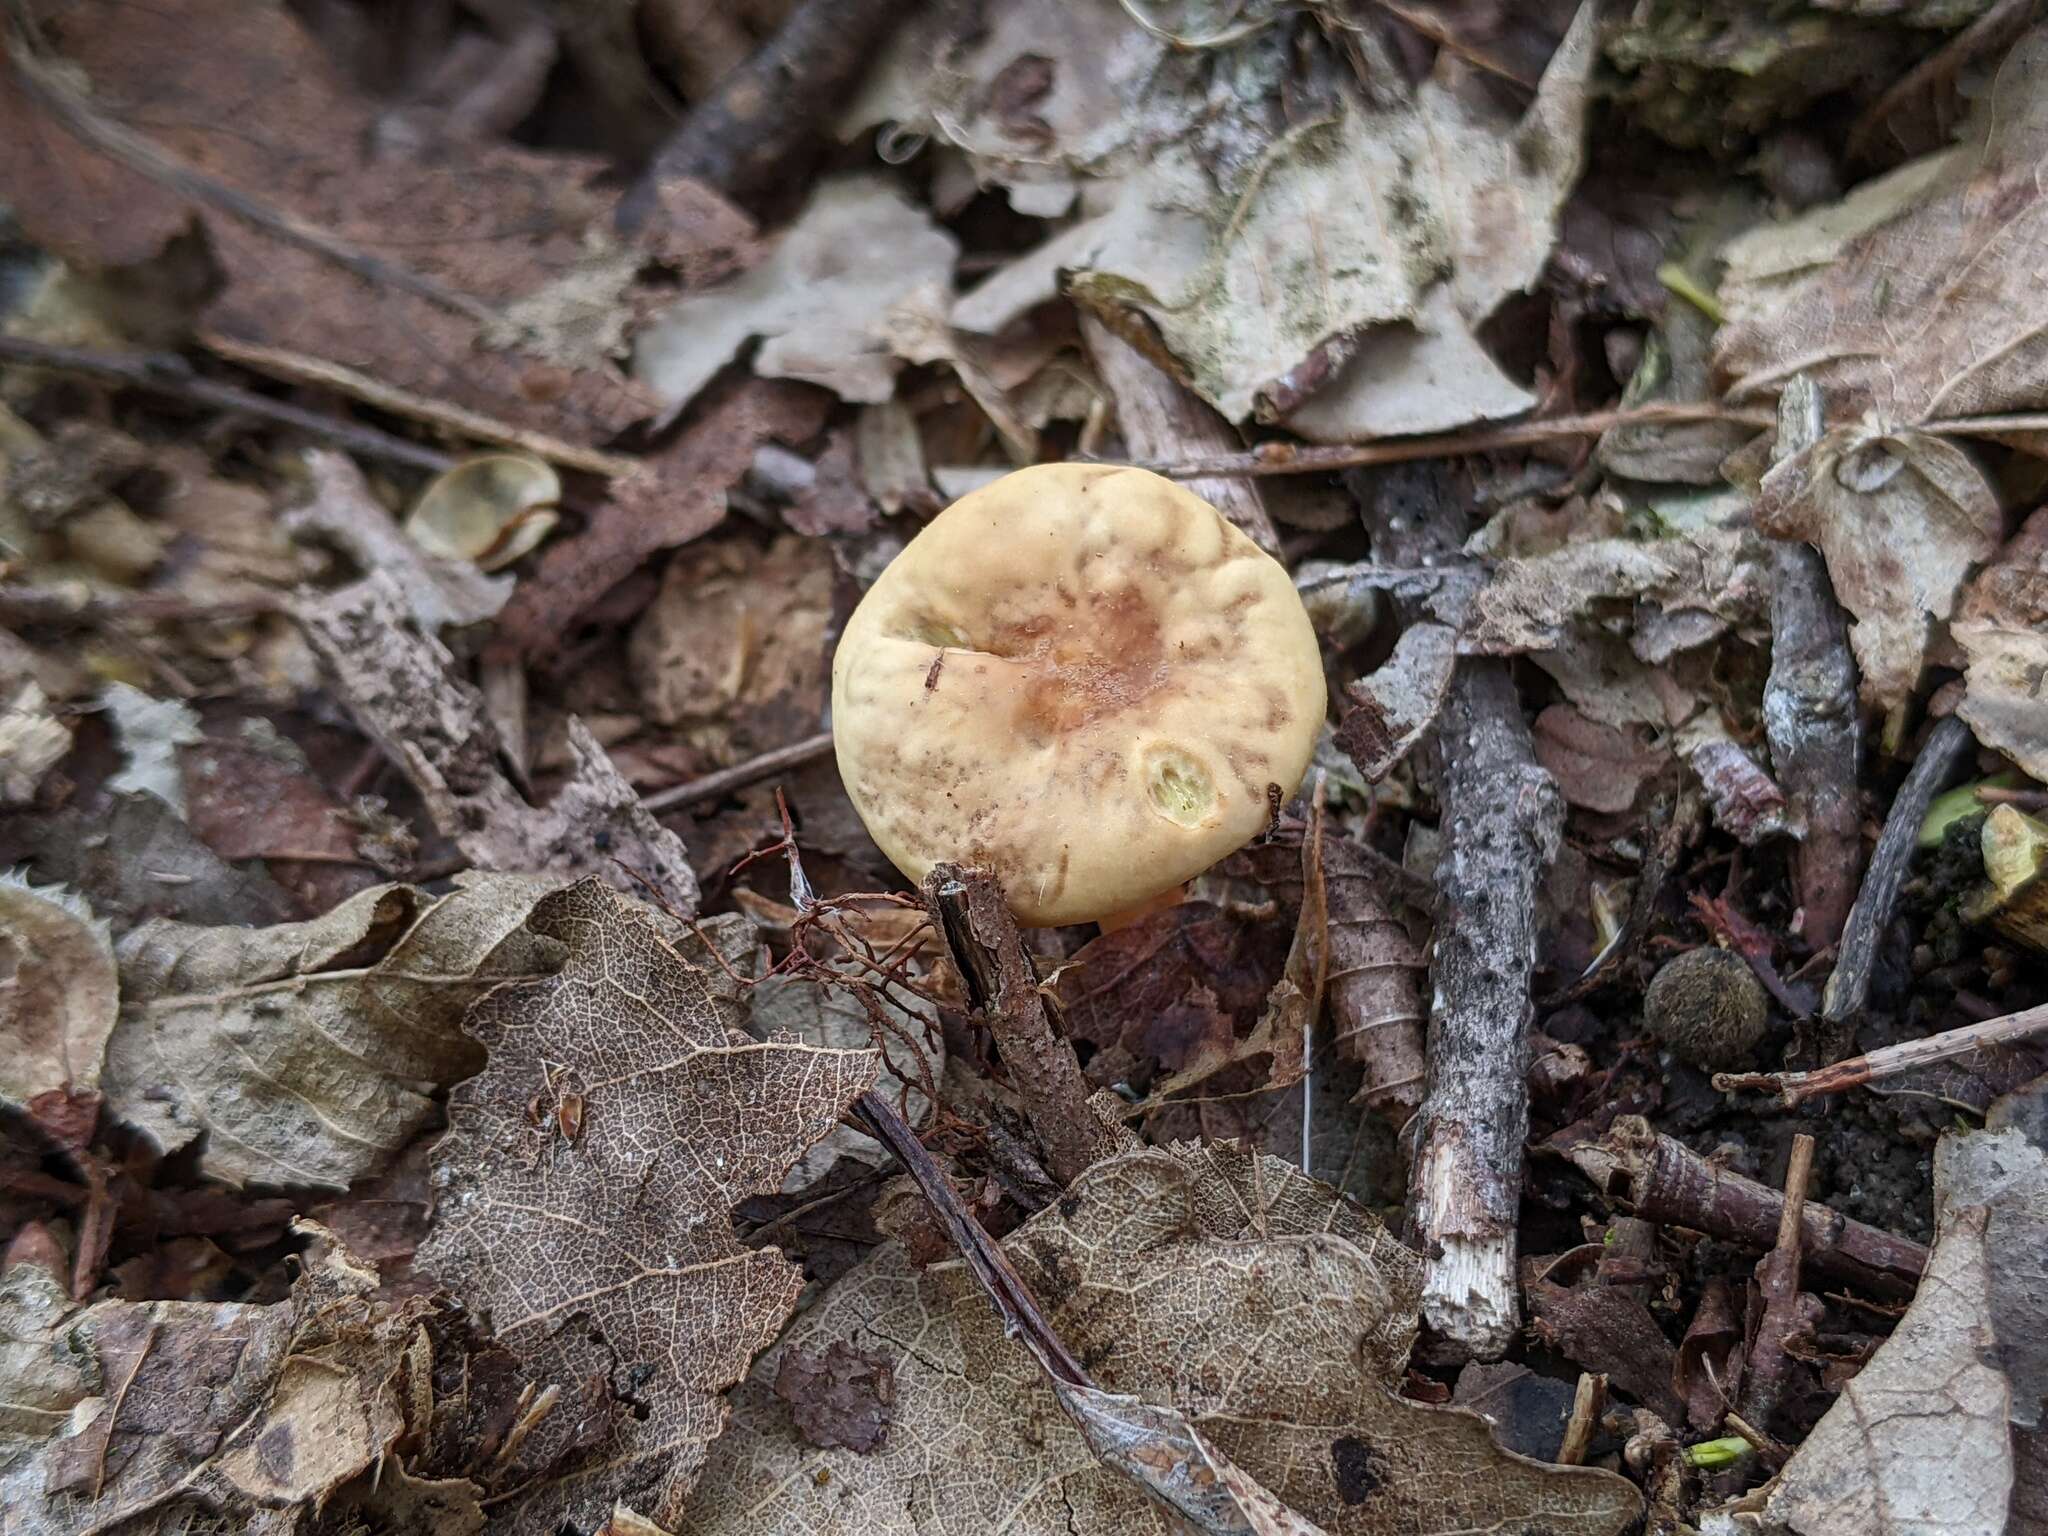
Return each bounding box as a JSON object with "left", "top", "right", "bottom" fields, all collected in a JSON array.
[
  {"left": 831, "top": 463, "right": 1326, "bottom": 926},
  {"left": 1642, "top": 947, "right": 1769, "bottom": 1070}
]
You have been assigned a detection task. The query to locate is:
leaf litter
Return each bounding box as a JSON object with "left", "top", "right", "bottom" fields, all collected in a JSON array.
[{"left": 1, "top": 2, "right": 2047, "bottom": 1534}]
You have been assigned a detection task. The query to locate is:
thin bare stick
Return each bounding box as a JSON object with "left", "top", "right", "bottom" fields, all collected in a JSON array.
[
  {"left": 1715, "top": 1000, "right": 2048, "bottom": 1106},
  {"left": 1738, "top": 1134, "right": 1814, "bottom": 1436},
  {"left": 1822, "top": 715, "right": 1977, "bottom": 1024},
  {"left": 3, "top": 11, "right": 495, "bottom": 326},
  {"left": 1845, "top": 0, "right": 2038, "bottom": 162},
  {"left": 0, "top": 336, "right": 457, "bottom": 475},
  {"left": 1126, "top": 403, "right": 1773, "bottom": 481},
  {"left": 1558, "top": 1373, "right": 1607, "bottom": 1467},
  {"left": 642, "top": 731, "right": 836, "bottom": 813},
  {"left": 1763, "top": 378, "right": 1862, "bottom": 954}
]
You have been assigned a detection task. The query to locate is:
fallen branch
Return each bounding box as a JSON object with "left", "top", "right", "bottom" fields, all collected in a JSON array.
[
  {"left": 1375, "top": 465, "right": 1563, "bottom": 1361},
  {"left": 1761, "top": 378, "right": 1863, "bottom": 952},
  {"left": 1714, "top": 1000, "right": 2048, "bottom": 1108},
  {"left": 1555, "top": 1115, "right": 1925, "bottom": 1299},
  {"left": 624, "top": 0, "right": 905, "bottom": 218},
  {"left": 642, "top": 731, "right": 836, "bottom": 813},
  {"left": 1079, "top": 312, "right": 1283, "bottom": 554},
  {"left": 1736, "top": 1133, "right": 1815, "bottom": 1437},
  {"left": 923, "top": 865, "right": 1121, "bottom": 1186},
  {"left": 1128, "top": 403, "right": 1774, "bottom": 481},
  {"left": 1820, "top": 714, "right": 1977, "bottom": 1025}
]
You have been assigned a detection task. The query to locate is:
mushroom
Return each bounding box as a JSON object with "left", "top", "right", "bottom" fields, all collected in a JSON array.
[{"left": 831, "top": 462, "right": 1326, "bottom": 926}]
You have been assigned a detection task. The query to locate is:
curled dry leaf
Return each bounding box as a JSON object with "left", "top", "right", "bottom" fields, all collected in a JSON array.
[
  {"left": 0, "top": 681, "right": 71, "bottom": 805},
  {"left": 102, "top": 873, "right": 561, "bottom": 1190},
  {"left": 1954, "top": 506, "right": 2048, "bottom": 783},
  {"left": 0, "top": 877, "right": 115, "bottom": 1136},
  {"left": 405, "top": 454, "right": 562, "bottom": 573},
  {"left": 0, "top": 876, "right": 114, "bottom": 1155},
  {"left": 1336, "top": 622, "right": 1458, "bottom": 783},
  {"left": 4, "top": 1231, "right": 424, "bottom": 1536},
  {"left": 415, "top": 880, "right": 879, "bottom": 1535},
  {"left": 1756, "top": 425, "right": 2003, "bottom": 711},
  {"left": 679, "top": 1141, "right": 1641, "bottom": 1536}
]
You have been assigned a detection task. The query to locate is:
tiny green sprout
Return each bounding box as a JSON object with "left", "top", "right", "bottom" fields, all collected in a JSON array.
[
  {"left": 1656, "top": 262, "right": 1724, "bottom": 324},
  {"left": 1685, "top": 1436, "right": 1752, "bottom": 1469}
]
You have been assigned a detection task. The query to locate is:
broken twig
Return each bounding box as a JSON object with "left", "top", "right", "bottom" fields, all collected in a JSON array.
[
  {"left": 1715, "top": 999, "right": 2048, "bottom": 1108},
  {"left": 1556, "top": 1115, "right": 1925, "bottom": 1298},
  {"left": 923, "top": 865, "right": 1120, "bottom": 1185},
  {"left": 1761, "top": 378, "right": 1862, "bottom": 951},
  {"left": 1821, "top": 714, "right": 1976, "bottom": 1025},
  {"left": 1736, "top": 1133, "right": 1815, "bottom": 1436},
  {"left": 642, "top": 731, "right": 836, "bottom": 813}
]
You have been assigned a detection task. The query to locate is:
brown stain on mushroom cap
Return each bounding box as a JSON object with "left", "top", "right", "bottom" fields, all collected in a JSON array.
[{"left": 832, "top": 464, "right": 1325, "bottom": 926}]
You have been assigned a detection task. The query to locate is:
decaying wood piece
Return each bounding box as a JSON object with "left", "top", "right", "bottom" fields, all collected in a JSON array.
[
  {"left": 1717, "top": 998, "right": 2048, "bottom": 1107},
  {"left": 923, "top": 865, "right": 1120, "bottom": 1185},
  {"left": 1365, "top": 464, "right": 1562, "bottom": 1360},
  {"left": 295, "top": 571, "right": 700, "bottom": 910},
  {"left": 1821, "top": 713, "right": 1977, "bottom": 1025},
  {"left": 626, "top": 0, "right": 903, "bottom": 217},
  {"left": 1737, "top": 1133, "right": 1816, "bottom": 1437},
  {"left": 1761, "top": 378, "right": 1863, "bottom": 950},
  {"left": 1080, "top": 313, "right": 1284, "bottom": 555},
  {"left": 1557, "top": 1115, "right": 1925, "bottom": 1299}
]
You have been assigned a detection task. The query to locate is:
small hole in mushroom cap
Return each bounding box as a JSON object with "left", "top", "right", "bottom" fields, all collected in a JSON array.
[{"left": 1144, "top": 747, "right": 1215, "bottom": 828}]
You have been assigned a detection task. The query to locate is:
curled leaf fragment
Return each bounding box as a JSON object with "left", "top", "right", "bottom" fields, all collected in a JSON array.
[{"left": 405, "top": 453, "right": 561, "bottom": 571}]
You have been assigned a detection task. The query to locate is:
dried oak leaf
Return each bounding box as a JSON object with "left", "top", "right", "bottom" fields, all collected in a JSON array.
[
  {"left": 414, "top": 880, "right": 879, "bottom": 1535},
  {"left": 1955, "top": 506, "right": 2048, "bottom": 783},
  {"left": 0, "top": 878, "right": 116, "bottom": 1134},
  {"left": 1717, "top": 22, "right": 2048, "bottom": 432},
  {"left": 102, "top": 873, "right": 562, "bottom": 1190},
  {"left": 7, "top": 1231, "right": 421, "bottom": 1536},
  {"left": 1755, "top": 425, "right": 2003, "bottom": 711},
  {"left": 679, "top": 1141, "right": 1640, "bottom": 1536},
  {"left": 0, "top": 0, "right": 665, "bottom": 450}
]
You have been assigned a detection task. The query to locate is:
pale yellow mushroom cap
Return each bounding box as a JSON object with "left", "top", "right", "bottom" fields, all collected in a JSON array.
[{"left": 831, "top": 463, "right": 1326, "bottom": 926}]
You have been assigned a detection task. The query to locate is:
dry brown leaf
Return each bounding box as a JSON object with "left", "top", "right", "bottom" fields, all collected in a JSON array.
[
  {"left": 1461, "top": 527, "right": 1769, "bottom": 660},
  {"left": 1756, "top": 425, "right": 2003, "bottom": 710},
  {"left": 1955, "top": 506, "right": 2048, "bottom": 783},
  {"left": 1321, "top": 836, "right": 1426, "bottom": 1122},
  {"left": 0, "top": 681, "right": 73, "bottom": 803},
  {"left": 0, "top": 0, "right": 677, "bottom": 450},
  {"left": 679, "top": 1141, "right": 1641, "bottom": 1536},
  {"left": 415, "top": 880, "right": 879, "bottom": 1534},
  {"left": 1764, "top": 1107, "right": 2048, "bottom": 1536},
  {"left": 102, "top": 873, "right": 560, "bottom": 1190},
  {"left": 1530, "top": 705, "right": 1667, "bottom": 815},
  {"left": 0, "top": 878, "right": 116, "bottom": 1130},
  {"left": 7, "top": 1231, "right": 421, "bottom": 1536},
  {"left": 489, "top": 378, "right": 831, "bottom": 656},
  {"left": 1717, "top": 23, "right": 2048, "bottom": 432},
  {"left": 628, "top": 534, "right": 834, "bottom": 764}
]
